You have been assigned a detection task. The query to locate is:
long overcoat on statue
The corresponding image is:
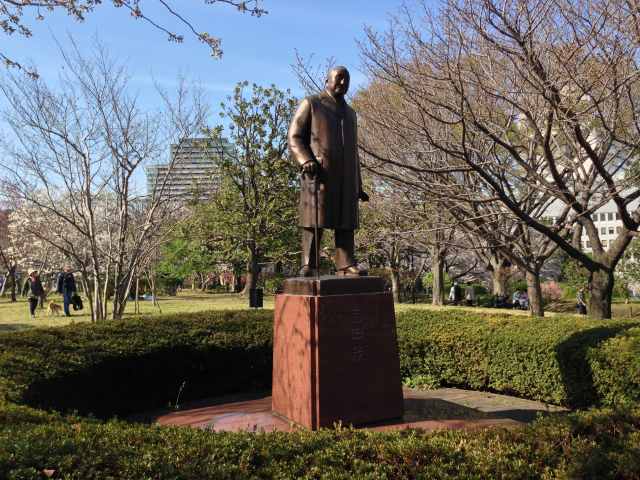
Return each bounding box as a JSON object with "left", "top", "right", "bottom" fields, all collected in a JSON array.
[{"left": 288, "top": 91, "right": 362, "bottom": 230}]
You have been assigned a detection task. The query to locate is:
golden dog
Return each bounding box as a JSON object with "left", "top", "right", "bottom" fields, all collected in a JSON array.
[{"left": 47, "top": 301, "right": 63, "bottom": 317}]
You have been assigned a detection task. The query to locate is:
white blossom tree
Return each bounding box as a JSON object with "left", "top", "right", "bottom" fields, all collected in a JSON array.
[{"left": 0, "top": 39, "right": 207, "bottom": 320}]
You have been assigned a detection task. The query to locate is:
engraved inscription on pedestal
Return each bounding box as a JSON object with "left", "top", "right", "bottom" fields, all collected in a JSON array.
[{"left": 349, "top": 309, "right": 366, "bottom": 363}]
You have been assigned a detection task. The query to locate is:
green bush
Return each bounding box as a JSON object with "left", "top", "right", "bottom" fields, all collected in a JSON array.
[
  {"left": 507, "top": 278, "right": 528, "bottom": 294},
  {"left": 397, "top": 309, "right": 640, "bottom": 407},
  {"left": 1, "top": 402, "right": 639, "bottom": 479},
  {"left": 589, "top": 326, "right": 640, "bottom": 407},
  {"left": 0, "top": 310, "right": 273, "bottom": 418},
  {"left": 262, "top": 273, "right": 286, "bottom": 294},
  {"left": 1, "top": 309, "right": 640, "bottom": 478},
  {"left": 2, "top": 308, "right": 639, "bottom": 421}
]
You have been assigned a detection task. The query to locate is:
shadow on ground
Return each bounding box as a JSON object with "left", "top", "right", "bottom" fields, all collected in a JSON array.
[{"left": 381, "top": 396, "right": 564, "bottom": 425}]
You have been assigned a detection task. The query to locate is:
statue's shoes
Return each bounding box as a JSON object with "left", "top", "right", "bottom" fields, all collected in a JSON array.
[{"left": 336, "top": 265, "right": 368, "bottom": 277}]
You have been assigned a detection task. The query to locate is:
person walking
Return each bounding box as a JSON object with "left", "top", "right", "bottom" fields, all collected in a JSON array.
[
  {"left": 576, "top": 288, "right": 587, "bottom": 315},
  {"left": 448, "top": 281, "right": 462, "bottom": 305},
  {"left": 22, "top": 270, "right": 45, "bottom": 320},
  {"left": 448, "top": 283, "right": 456, "bottom": 303},
  {"left": 56, "top": 266, "right": 77, "bottom": 317}
]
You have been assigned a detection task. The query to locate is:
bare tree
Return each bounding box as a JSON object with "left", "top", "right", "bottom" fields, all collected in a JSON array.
[
  {"left": 0, "top": 245, "right": 17, "bottom": 301},
  {"left": 355, "top": 71, "right": 568, "bottom": 316},
  {"left": 291, "top": 51, "right": 337, "bottom": 97},
  {"left": 0, "top": 38, "right": 207, "bottom": 320},
  {"left": 359, "top": 0, "right": 640, "bottom": 318},
  {"left": 356, "top": 185, "right": 432, "bottom": 302}
]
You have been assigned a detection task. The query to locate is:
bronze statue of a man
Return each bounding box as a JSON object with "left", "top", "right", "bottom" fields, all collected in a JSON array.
[{"left": 288, "top": 66, "right": 369, "bottom": 277}]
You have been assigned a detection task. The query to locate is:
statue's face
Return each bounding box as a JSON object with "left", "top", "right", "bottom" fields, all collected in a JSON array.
[{"left": 325, "top": 68, "right": 350, "bottom": 98}]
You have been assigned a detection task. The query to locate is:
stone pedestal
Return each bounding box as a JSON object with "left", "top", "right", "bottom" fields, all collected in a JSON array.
[{"left": 272, "top": 276, "right": 403, "bottom": 429}]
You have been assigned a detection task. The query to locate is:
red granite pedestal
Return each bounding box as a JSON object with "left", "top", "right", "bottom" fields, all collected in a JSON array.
[{"left": 271, "top": 276, "right": 403, "bottom": 429}]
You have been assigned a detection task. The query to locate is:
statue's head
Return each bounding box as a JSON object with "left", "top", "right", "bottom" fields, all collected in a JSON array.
[{"left": 325, "top": 66, "right": 350, "bottom": 98}]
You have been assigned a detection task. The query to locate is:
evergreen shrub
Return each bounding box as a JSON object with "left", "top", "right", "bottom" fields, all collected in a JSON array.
[
  {"left": 1, "top": 309, "right": 639, "bottom": 419},
  {"left": 397, "top": 310, "right": 640, "bottom": 407},
  {"left": 1, "top": 309, "right": 640, "bottom": 478},
  {"left": 0, "top": 402, "right": 639, "bottom": 479},
  {"left": 0, "top": 311, "right": 273, "bottom": 418}
]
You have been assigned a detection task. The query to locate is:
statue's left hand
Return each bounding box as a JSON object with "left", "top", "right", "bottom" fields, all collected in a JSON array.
[{"left": 359, "top": 191, "right": 370, "bottom": 202}]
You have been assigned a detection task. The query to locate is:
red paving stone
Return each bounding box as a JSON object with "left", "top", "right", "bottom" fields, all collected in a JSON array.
[{"left": 153, "top": 387, "right": 563, "bottom": 433}]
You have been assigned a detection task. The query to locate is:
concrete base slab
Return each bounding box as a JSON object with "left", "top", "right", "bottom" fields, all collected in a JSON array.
[{"left": 153, "top": 387, "right": 567, "bottom": 433}]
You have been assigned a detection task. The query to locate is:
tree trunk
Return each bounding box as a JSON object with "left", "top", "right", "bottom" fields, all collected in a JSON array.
[
  {"left": 525, "top": 270, "right": 544, "bottom": 317},
  {"left": 588, "top": 268, "right": 614, "bottom": 319},
  {"left": 80, "top": 275, "right": 95, "bottom": 322},
  {"left": 488, "top": 252, "right": 510, "bottom": 296},
  {"left": 432, "top": 252, "right": 445, "bottom": 306},
  {"left": 492, "top": 268, "right": 507, "bottom": 296},
  {"left": 112, "top": 270, "right": 137, "bottom": 320},
  {"left": 8, "top": 266, "right": 16, "bottom": 302},
  {"left": 388, "top": 267, "right": 401, "bottom": 303},
  {"left": 92, "top": 267, "right": 106, "bottom": 322},
  {"left": 0, "top": 273, "right": 7, "bottom": 297},
  {"left": 241, "top": 250, "right": 260, "bottom": 296},
  {"left": 134, "top": 276, "right": 140, "bottom": 314},
  {"left": 147, "top": 273, "right": 162, "bottom": 312},
  {"left": 112, "top": 286, "right": 125, "bottom": 320}
]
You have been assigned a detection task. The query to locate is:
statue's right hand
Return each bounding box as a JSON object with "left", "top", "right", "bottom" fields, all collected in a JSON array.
[{"left": 302, "top": 160, "right": 319, "bottom": 177}]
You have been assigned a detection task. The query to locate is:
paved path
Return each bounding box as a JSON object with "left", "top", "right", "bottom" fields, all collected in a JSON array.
[{"left": 151, "top": 388, "right": 567, "bottom": 433}]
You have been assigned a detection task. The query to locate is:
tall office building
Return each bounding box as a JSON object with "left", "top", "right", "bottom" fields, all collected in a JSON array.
[{"left": 146, "top": 138, "right": 230, "bottom": 200}]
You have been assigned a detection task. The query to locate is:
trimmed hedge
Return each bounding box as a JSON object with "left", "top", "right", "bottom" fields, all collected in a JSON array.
[
  {"left": 1, "top": 402, "right": 639, "bottom": 479},
  {"left": 590, "top": 326, "right": 640, "bottom": 406},
  {"left": 1, "top": 309, "right": 640, "bottom": 478},
  {"left": 1, "top": 309, "right": 640, "bottom": 420},
  {"left": 397, "top": 310, "right": 640, "bottom": 408},
  {"left": 0, "top": 311, "right": 273, "bottom": 418}
]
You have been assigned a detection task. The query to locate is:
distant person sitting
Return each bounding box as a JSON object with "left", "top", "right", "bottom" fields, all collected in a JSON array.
[
  {"left": 519, "top": 291, "right": 529, "bottom": 310},
  {"left": 494, "top": 294, "right": 509, "bottom": 308},
  {"left": 464, "top": 285, "right": 475, "bottom": 306},
  {"left": 22, "top": 270, "right": 45, "bottom": 320},
  {"left": 56, "top": 266, "right": 77, "bottom": 317},
  {"left": 512, "top": 290, "right": 521, "bottom": 309}
]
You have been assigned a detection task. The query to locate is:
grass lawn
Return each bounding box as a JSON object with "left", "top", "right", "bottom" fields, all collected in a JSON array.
[
  {"left": 1, "top": 290, "right": 637, "bottom": 333},
  {"left": 0, "top": 291, "right": 276, "bottom": 333}
]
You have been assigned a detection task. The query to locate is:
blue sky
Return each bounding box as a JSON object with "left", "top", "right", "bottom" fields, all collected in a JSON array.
[
  {"left": 0, "top": 1, "right": 415, "bottom": 192},
  {"left": 1, "top": 1, "right": 404, "bottom": 105}
]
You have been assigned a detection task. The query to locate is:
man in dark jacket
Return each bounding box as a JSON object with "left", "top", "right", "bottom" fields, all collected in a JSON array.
[
  {"left": 56, "top": 265, "right": 76, "bottom": 317},
  {"left": 22, "top": 270, "right": 45, "bottom": 319},
  {"left": 288, "top": 66, "right": 369, "bottom": 276}
]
